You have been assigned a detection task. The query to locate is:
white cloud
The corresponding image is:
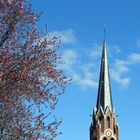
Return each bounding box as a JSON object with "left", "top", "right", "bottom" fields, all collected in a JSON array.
[
  {"left": 110, "top": 59, "right": 130, "bottom": 87},
  {"left": 62, "top": 49, "right": 78, "bottom": 67},
  {"left": 73, "top": 72, "right": 98, "bottom": 90},
  {"left": 50, "top": 29, "right": 77, "bottom": 44},
  {"left": 110, "top": 69, "right": 130, "bottom": 86},
  {"left": 90, "top": 44, "right": 102, "bottom": 59},
  {"left": 111, "top": 56, "right": 132, "bottom": 87},
  {"left": 110, "top": 52, "right": 140, "bottom": 87},
  {"left": 62, "top": 49, "right": 98, "bottom": 90},
  {"left": 113, "top": 59, "right": 129, "bottom": 73},
  {"left": 128, "top": 53, "right": 140, "bottom": 63},
  {"left": 73, "top": 64, "right": 98, "bottom": 89},
  {"left": 110, "top": 45, "right": 122, "bottom": 54},
  {"left": 110, "top": 66, "right": 130, "bottom": 87}
]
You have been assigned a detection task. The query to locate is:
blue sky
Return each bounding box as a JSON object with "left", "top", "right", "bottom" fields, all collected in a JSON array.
[{"left": 30, "top": 0, "right": 140, "bottom": 139}]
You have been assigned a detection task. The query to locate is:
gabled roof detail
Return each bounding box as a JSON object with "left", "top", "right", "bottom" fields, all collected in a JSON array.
[{"left": 96, "top": 32, "right": 113, "bottom": 112}]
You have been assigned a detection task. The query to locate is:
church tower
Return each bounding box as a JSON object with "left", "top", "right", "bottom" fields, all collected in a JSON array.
[{"left": 90, "top": 31, "right": 120, "bottom": 140}]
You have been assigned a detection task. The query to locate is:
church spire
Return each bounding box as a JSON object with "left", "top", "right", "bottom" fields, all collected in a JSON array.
[
  {"left": 96, "top": 29, "right": 113, "bottom": 112},
  {"left": 90, "top": 30, "right": 120, "bottom": 140}
]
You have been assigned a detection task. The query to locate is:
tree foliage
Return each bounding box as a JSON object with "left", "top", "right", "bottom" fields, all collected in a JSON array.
[{"left": 0, "top": 0, "right": 67, "bottom": 139}]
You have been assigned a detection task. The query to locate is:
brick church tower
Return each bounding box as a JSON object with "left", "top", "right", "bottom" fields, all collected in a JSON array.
[{"left": 90, "top": 31, "right": 120, "bottom": 140}]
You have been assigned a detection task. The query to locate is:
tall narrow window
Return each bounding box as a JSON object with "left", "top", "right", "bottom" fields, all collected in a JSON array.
[
  {"left": 99, "top": 116, "right": 103, "bottom": 127},
  {"left": 107, "top": 116, "right": 110, "bottom": 128},
  {"left": 114, "top": 126, "right": 116, "bottom": 134}
]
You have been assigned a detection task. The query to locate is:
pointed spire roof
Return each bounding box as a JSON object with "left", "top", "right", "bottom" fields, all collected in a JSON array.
[{"left": 96, "top": 29, "right": 113, "bottom": 112}]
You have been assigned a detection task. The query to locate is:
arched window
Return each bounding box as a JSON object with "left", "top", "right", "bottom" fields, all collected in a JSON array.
[
  {"left": 107, "top": 116, "right": 110, "bottom": 128},
  {"left": 103, "top": 137, "right": 107, "bottom": 140},
  {"left": 110, "top": 138, "right": 115, "bottom": 140}
]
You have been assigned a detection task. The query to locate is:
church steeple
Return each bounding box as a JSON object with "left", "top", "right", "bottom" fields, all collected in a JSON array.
[
  {"left": 96, "top": 28, "right": 113, "bottom": 112},
  {"left": 90, "top": 30, "right": 120, "bottom": 140}
]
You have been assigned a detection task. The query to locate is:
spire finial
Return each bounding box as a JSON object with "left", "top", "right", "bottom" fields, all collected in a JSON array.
[{"left": 104, "top": 25, "right": 106, "bottom": 41}]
